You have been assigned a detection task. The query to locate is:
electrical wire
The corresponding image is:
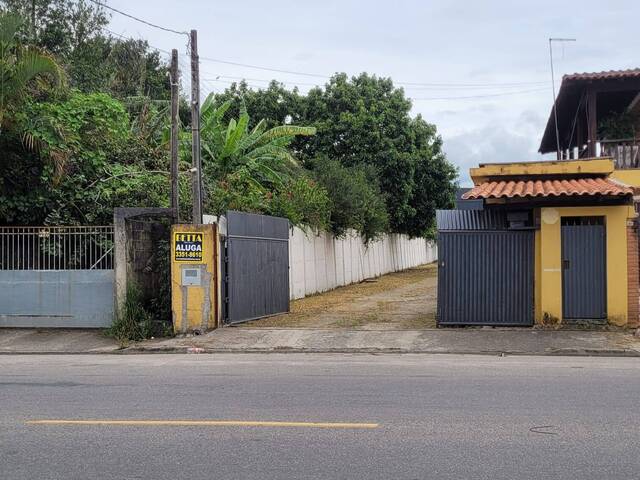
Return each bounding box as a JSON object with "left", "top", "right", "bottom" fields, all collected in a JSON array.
[
  {"left": 196, "top": 55, "right": 327, "bottom": 79},
  {"left": 101, "top": 24, "right": 549, "bottom": 95},
  {"left": 202, "top": 74, "right": 551, "bottom": 91},
  {"left": 411, "top": 87, "right": 549, "bottom": 101},
  {"left": 195, "top": 55, "right": 547, "bottom": 87},
  {"left": 198, "top": 78, "right": 551, "bottom": 101},
  {"left": 88, "top": 0, "right": 189, "bottom": 36},
  {"left": 202, "top": 75, "right": 321, "bottom": 87},
  {"left": 106, "top": 28, "right": 172, "bottom": 55}
]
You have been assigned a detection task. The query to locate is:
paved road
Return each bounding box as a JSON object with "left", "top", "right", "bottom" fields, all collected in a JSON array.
[{"left": 1, "top": 354, "right": 639, "bottom": 479}]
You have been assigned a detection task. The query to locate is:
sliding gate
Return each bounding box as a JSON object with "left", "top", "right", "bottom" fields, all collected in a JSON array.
[
  {"left": 436, "top": 210, "right": 535, "bottom": 326},
  {"left": 0, "top": 226, "right": 115, "bottom": 327},
  {"left": 222, "top": 211, "right": 290, "bottom": 325}
]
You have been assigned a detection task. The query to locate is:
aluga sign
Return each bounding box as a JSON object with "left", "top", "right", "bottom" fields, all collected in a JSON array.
[{"left": 174, "top": 232, "right": 204, "bottom": 262}]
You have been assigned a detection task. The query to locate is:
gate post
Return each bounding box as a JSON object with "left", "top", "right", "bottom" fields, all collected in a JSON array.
[
  {"left": 113, "top": 208, "right": 176, "bottom": 316},
  {"left": 170, "top": 223, "right": 218, "bottom": 333}
]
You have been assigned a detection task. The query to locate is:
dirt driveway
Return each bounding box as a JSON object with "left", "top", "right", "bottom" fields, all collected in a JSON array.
[{"left": 243, "top": 264, "right": 437, "bottom": 329}]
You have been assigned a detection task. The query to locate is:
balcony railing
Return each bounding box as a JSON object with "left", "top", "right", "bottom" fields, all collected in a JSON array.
[{"left": 599, "top": 138, "right": 640, "bottom": 169}]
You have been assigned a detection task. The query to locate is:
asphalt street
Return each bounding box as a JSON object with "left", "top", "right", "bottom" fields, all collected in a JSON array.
[{"left": 1, "top": 353, "right": 639, "bottom": 479}]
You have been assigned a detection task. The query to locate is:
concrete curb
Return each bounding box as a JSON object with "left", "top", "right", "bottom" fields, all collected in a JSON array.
[{"left": 119, "top": 345, "right": 640, "bottom": 357}]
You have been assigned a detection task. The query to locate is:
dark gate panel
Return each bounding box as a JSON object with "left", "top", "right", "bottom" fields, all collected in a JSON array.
[
  {"left": 561, "top": 218, "right": 606, "bottom": 319},
  {"left": 437, "top": 231, "right": 534, "bottom": 326},
  {"left": 223, "top": 211, "right": 289, "bottom": 324}
]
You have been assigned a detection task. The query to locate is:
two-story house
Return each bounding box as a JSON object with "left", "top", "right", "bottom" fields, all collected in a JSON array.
[{"left": 436, "top": 68, "right": 640, "bottom": 329}]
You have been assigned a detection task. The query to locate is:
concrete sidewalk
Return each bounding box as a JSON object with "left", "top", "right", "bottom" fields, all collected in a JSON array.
[
  {"left": 129, "top": 327, "right": 640, "bottom": 357},
  {"left": 2, "top": 326, "right": 640, "bottom": 356},
  {"left": 0, "top": 329, "right": 119, "bottom": 354}
]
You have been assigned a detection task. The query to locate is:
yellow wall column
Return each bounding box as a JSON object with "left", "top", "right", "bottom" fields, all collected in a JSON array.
[
  {"left": 171, "top": 224, "right": 218, "bottom": 333},
  {"left": 539, "top": 208, "right": 563, "bottom": 323},
  {"left": 538, "top": 205, "right": 633, "bottom": 326}
]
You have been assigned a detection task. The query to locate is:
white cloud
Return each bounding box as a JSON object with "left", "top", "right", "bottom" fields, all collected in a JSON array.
[{"left": 443, "top": 110, "right": 548, "bottom": 186}]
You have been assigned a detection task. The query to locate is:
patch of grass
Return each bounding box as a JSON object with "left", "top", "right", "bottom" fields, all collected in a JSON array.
[{"left": 107, "top": 283, "right": 154, "bottom": 347}]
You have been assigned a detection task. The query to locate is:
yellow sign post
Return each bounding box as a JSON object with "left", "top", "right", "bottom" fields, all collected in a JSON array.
[{"left": 170, "top": 224, "right": 218, "bottom": 333}]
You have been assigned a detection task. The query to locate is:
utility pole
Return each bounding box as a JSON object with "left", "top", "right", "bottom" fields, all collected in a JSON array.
[
  {"left": 31, "top": 0, "right": 36, "bottom": 41},
  {"left": 190, "top": 29, "right": 203, "bottom": 224},
  {"left": 170, "top": 49, "right": 180, "bottom": 221},
  {"left": 548, "top": 38, "right": 576, "bottom": 160}
]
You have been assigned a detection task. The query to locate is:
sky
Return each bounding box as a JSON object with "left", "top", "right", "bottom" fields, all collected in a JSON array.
[{"left": 106, "top": 0, "right": 640, "bottom": 186}]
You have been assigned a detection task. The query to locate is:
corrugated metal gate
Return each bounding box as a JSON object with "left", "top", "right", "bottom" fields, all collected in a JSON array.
[
  {"left": 561, "top": 216, "right": 607, "bottom": 319},
  {"left": 0, "top": 226, "right": 114, "bottom": 328},
  {"left": 222, "top": 211, "right": 289, "bottom": 324},
  {"left": 436, "top": 210, "right": 534, "bottom": 326}
]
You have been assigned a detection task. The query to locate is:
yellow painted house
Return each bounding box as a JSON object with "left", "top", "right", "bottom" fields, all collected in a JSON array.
[
  {"left": 465, "top": 158, "right": 637, "bottom": 327},
  {"left": 436, "top": 69, "right": 640, "bottom": 328}
]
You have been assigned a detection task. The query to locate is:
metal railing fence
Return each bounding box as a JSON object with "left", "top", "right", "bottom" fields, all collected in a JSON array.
[
  {"left": 600, "top": 138, "right": 640, "bottom": 169},
  {"left": 0, "top": 226, "right": 114, "bottom": 270}
]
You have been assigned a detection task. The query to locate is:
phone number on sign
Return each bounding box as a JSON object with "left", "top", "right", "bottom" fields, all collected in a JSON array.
[{"left": 176, "top": 251, "right": 202, "bottom": 258}]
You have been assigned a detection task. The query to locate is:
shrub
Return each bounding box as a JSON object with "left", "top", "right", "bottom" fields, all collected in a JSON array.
[
  {"left": 268, "top": 176, "right": 331, "bottom": 230},
  {"left": 310, "top": 157, "right": 389, "bottom": 242},
  {"left": 108, "top": 283, "right": 153, "bottom": 347}
]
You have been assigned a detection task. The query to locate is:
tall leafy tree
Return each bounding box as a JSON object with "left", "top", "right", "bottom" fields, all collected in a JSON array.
[
  {"left": 213, "top": 80, "right": 304, "bottom": 130},
  {"left": 2, "top": 0, "right": 109, "bottom": 56},
  {"left": 1, "top": 0, "right": 170, "bottom": 99},
  {"left": 214, "top": 73, "right": 458, "bottom": 237},
  {"left": 196, "top": 95, "right": 330, "bottom": 229},
  {"left": 0, "top": 12, "right": 62, "bottom": 132}
]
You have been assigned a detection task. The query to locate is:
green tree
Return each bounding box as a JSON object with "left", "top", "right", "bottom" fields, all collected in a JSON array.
[
  {"left": 0, "top": 12, "right": 63, "bottom": 132},
  {"left": 214, "top": 73, "right": 457, "bottom": 237},
  {"left": 1, "top": 91, "right": 170, "bottom": 225},
  {"left": 1, "top": 1, "right": 170, "bottom": 99},
  {"left": 106, "top": 39, "right": 170, "bottom": 100},
  {"left": 212, "top": 80, "right": 304, "bottom": 130},
  {"left": 2, "top": 0, "right": 109, "bottom": 56},
  {"left": 197, "top": 95, "right": 331, "bottom": 229}
]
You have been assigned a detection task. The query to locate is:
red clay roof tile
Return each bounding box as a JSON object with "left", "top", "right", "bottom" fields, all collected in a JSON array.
[
  {"left": 563, "top": 68, "right": 640, "bottom": 82},
  {"left": 463, "top": 177, "right": 632, "bottom": 200}
]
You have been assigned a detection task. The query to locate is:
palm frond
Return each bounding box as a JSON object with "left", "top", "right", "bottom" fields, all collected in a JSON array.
[
  {"left": 255, "top": 125, "right": 316, "bottom": 147},
  {"left": 246, "top": 144, "right": 299, "bottom": 166},
  {"left": 221, "top": 114, "right": 248, "bottom": 159},
  {"left": 245, "top": 158, "right": 286, "bottom": 188},
  {"left": 9, "top": 48, "right": 64, "bottom": 95}
]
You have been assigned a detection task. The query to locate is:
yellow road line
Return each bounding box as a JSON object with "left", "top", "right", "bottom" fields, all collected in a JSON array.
[{"left": 26, "top": 420, "right": 379, "bottom": 429}]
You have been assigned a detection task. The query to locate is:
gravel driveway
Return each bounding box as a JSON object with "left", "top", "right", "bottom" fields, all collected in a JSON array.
[{"left": 242, "top": 263, "right": 437, "bottom": 329}]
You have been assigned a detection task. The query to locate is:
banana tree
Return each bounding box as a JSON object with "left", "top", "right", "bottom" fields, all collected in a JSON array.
[
  {"left": 199, "top": 94, "right": 315, "bottom": 188},
  {"left": 0, "top": 13, "right": 63, "bottom": 134}
]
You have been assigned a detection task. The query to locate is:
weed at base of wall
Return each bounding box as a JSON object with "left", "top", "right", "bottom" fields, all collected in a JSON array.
[{"left": 107, "top": 283, "right": 154, "bottom": 347}]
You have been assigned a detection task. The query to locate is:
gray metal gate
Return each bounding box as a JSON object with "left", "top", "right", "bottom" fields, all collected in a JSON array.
[
  {"left": 437, "top": 230, "right": 534, "bottom": 326},
  {"left": 561, "top": 217, "right": 607, "bottom": 319},
  {"left": 222, "top": 211, "right": 289, "bottom": 325},
  {"left": 0, "top": 226, "right": 115, "bottom": 327}
]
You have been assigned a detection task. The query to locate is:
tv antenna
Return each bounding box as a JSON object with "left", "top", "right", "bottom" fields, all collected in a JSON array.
[{"left": 549, "top": 38, "right": 576, "bottom": 159}]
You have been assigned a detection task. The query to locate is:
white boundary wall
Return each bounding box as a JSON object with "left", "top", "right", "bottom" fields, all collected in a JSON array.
[{"left": 289, "top": 227, "right": 437, "bottom": 300}]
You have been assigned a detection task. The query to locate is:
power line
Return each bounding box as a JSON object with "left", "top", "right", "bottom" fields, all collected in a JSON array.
[
  {"left": 202, "top": 76, "right": 321, "bottom": 88},
  {"left": 195, "top": 55, "right": 548, "bottom": 87},
  {"left": 106, "top": 28, "right": 172, "bottom": 55},
  {"left": 201, "top": 78, "right": 550, "bottom": 101},
  {"left": 196, "top": 55, "right": 327, "bottom": 78},
  {"left": 103, "top": 27, "right": 550, "bottom": 94},
  {"left": 410, "top": 87, "right": 549, "bottom": 101},
  {"left": 88, "top": 0, "right": 189, "bottom": 36},
  {"left": 203, "top": 74, "right": 551, "bottom": 91},
  {"left": 90, "top": 2, "right": 550, "bottom": 90},
  {"left": 398, "top": 80, "right": 547, "bottom": 87}
]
